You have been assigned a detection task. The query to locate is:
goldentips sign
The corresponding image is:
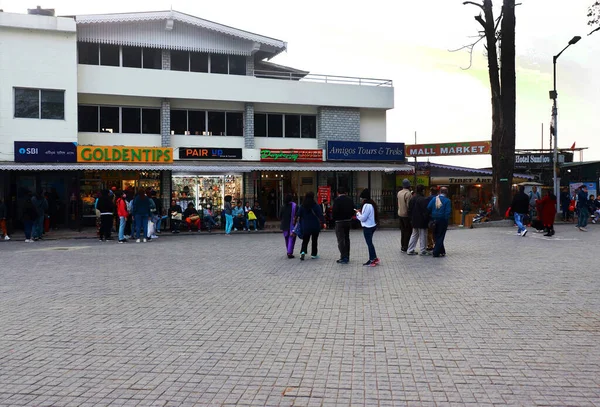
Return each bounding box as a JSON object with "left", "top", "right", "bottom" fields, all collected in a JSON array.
[
  {"left": 77, "top": 146, "right": 173, "bottom": 163},
  {"left": 327, "top": 141, "right": 405, "bottom": 162},
  {"left": 405, "top": 141, "right": 491, "bottom": 157},
  {"left": 260, "top": 149, "right": 323, "bottom": 162}
]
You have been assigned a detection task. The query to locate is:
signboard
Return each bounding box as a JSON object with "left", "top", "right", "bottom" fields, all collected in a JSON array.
[
  {"left": 405, "top": 141, "right": 491, "bottom": 157},
  {"left": 77, "top": 146, "right": 173, "bottom": 163},
  {"left": 260, "top": 149, "right": 323, "bottom": 163},
  {"left": 179, "top": 147, "right": 242, "bottom": 160},
  {"left": 14, "top": 141, "right": 77, "bottom": 163},
  {"left": 430, "top": 176, "right": 492, "bottom": 185},
  {"left": 318, "top": 186, "right": 331, "bottom": 204},
  {"left": 570, "top": 182, "right": 597, "bottom": 201},
  {"left": 326, "top": 141, "right": 405, "bottom": 161},
  {"left": 515, "top": 153, "right": 564, "bottom": 169}
]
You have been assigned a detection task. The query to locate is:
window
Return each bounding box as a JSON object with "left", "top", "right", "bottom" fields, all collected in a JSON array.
[
  {"left": 14, "top": 88, "right": 39, "bottom": 118},
  {"left": 301, "top": 115, "right": 317, "bottom": 138},
  {"left": 143, "top": 48, "right": 161, "bottom": 69},
  {"left": 229, "top": 55, "right": 246, "bottom": 75},
  {"left": 254, "top": 113, "right": 317, "bottom": 138},
  {"left": 78, "top": 105, "right": 99, "bottom": 132},
  {"left": 100, "top": 106, "right": 119, "bottom": 133},
  {"left": 171, "top": 50, "right": 189, "bottom": 72},
  {"left": 122, "top": 46, "right": 142, "bottom": 68},
  {"left": 142, "top": 109, "right": 161, "bottom": 134},
  {"left": 268, "top": 114, "right": 283, "bottom": 137},
  {"left": 226, "top": 112, "right": 243, "bottom": 136},
  {"left": 15, "top": 88, "right": 64, "bottom": 120},
  {"left": 254, "top": 114, "right": 267, "bottom": 137},
  {"left": 285, "top": 115, "right": 301, "bottom": 138},
  {"left": 191, "top": 52, "right": 209, "bottom": 73},
  {"left": 41, "top": 90, "right": 65, "bottom": 119},
  {"left": 122, "top": 107, "right": 141, "bottom": 133},
  {"left": 208, "top": 111, "right": 226, "bottom": 135},
  {"left": 100, "top": 44, "right": 119, "bottom": 67},
  {"left": 78, "top": 42, "right": 99, "bottom": 65},
  {"left": 211, "top": 54, "right": 228, "bottom": 74},
  {"left": 171, "top": 110, "right": 188, "bottom": 134},
  {"left": 188, "top": 110, "right": 206, "bottom": 135}
]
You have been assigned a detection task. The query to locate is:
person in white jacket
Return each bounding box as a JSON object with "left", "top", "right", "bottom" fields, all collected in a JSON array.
[{"left": 355, "top": 189, "right": 380, "bottom": 267}]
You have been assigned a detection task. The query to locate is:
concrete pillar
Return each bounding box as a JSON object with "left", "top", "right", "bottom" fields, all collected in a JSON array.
[
  {"left": 246, "top": 55, "right": 254, "bottom": 76},
  {"left": 161, "top": 100, "right": 171, "bottom": 147},
  {"left": 244, "top": 103, "right": 255, "bottom": 149},
  {"left": 161, "top": 50, "right": 171, "bottom": 70}
]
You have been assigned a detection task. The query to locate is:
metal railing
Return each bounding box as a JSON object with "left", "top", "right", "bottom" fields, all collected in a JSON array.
[{"left": 253, "top": 70, "right": 393, "bottom": 87}]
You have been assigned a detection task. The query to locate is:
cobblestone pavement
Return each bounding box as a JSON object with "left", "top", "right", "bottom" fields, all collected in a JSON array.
[{"left": 1, "top": 225, "right": 599, "bottom": 407}]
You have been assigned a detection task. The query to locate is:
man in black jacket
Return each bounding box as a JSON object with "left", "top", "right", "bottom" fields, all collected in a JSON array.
[
  {"left": 332, "top": 187, "right": 355, "bottom": 264},
  {"left": 407, "top": 185, "right": 430, "bottom": 255},
  {"left": 510, "top": 186, "right": 530, "bottom": 237}
]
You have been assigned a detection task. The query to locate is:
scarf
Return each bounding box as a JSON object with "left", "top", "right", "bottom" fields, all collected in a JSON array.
[{"left": 435, "top": 195, "right": 442, "bottom": 210}]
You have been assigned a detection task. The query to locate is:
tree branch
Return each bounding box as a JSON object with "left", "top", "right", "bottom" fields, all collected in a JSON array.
[
  {"left": 463, "top": 1, "right": 484, "bottom": 10},
  {"left": 475, "top": 14, "right": 487, "bottom": 29},
  {"left": 589, "top": 26, "right": 600, "bottom": 36},
  {"left": 449, "top": 34, "right": 486, "bottom": 70}
]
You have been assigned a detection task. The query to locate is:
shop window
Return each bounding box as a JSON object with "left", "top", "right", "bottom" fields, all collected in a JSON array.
[
  {"left": 268, "top": 114, "right": 283, "bottom": 137},
  {"left": 100, "top": 44, "right": 120, "bottom": 67},
  {"left": 188, "top": 110, "right": 206, "bottom": 135},
  {"left": 208, "top": 111, "right": 226, "bottom": 135},
  {"left": 78, "top": 42, "right": 99, "bottom": 65},
  {"left": 171, "top": 109, "right": 188, "bottom": 135},
  {"left": 14, "top": 88, "right": 64, "bottom": 120},
  {"left": 229, "top": 55, "right": 246, "bottom": 75},
  {"left": 100, "top": 106, "right": 119, "bottom": 133},
  {"left": 211, "top": 54, "right": 228, "bottom": 74},
  {"left": 171, "top": 50, "right": 189, "bottom": 72},
  {"left": 41, "top": 90, "right": 64, "bottom": 120},
  {"left": 78, "top": 105, "right": 99, "bottom": 132},
  {"left": 191, "top": 52, "right": 209, "bottom": 73},
  {"left": 14, "top": 88, "right": 39, "bottom": 118},
  {"left": 143, "top": 48, "right": 161, "bottom": 70},
  {"left": 226, "top": 112, "right": 243, "bottom": 136},
  {"left": 122, "top": 46, "right": 142, "bottom": 68},
  {"left": 142, "top": 108, "right": 161, "bottom": 134},
  {"left": 285, "top": 115, "right": 301, "bottom": 138},
  {"left": 301, "top": 115, "right": 317, "bottom": 138},
  {"left": 255, "top": 113, "right": 267, "bottom": 137},
  {"left": 121, "top": 107, "right": 141, "bottom": 133}
]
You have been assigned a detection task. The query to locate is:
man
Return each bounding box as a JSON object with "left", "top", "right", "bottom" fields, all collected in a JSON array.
[
  {"left": 577, "top": 185, "right": 589, "bottom": 231},
  {"left": 397, "top": 179, "right": 412, "bottom": 253},
  {"left": 425, "top": 187, "right": 438, "bottom": 252},
  {"left": 253, "top": 201, "right": 265, "bottom": 230},
  {"left": 510, "top": 185, "right": 530, "bottom": 237},
  {"left": 560, "top": 187, "right": 571, "bottom": 221},
  {"left": 332, "top": 187, "right": 355, "bottom": 264},
  {"left": 459, "top": 195, "right": 471, "bottom": 227},
  {"left": 407, "top": 185, "right": 430, "bottom": 256},
  {"left": 528, "top": 186, "right": 541, "bottom": 221},
  {"left": 232, "top": 201, "right": 245, "bottom": 231},
  {"left": 150, "top": 191, "right": 167, "bottom": 234},
  {"left": 31, "top": 192, "right": 48, "bottom": 241},
  {"left": 427, "top": 186, "right": 451, "bottom": 258}
]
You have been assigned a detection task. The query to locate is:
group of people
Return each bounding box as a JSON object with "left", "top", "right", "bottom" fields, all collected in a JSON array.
[{"left": 14, "top": 192, "right": 50, "bottom": 243}]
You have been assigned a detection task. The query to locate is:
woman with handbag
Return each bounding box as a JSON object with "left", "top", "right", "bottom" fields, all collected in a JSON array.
[
  {"left": 183, "top": 202, "right": 201, "bottom": 232},
  {"left": 280, "top": 194, "right": 297, "bottom": 258},
  {"left": 169, "top": 200, "right": 183, "bottom": 233},
  {"left": 296, "top": 191, "right": 325, "bottom": 261},
  {"left": 355, "top": 189, "right": 380, "bottom": 267}
]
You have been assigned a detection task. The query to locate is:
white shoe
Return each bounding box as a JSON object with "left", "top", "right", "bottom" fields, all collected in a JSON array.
[
  {"left": 516, "top": 231, "right": 521, "bottom": 236},
  {"left": 458, "top": 225, "right": 464, "bottom": 228},
  {"left": 136, "top": 238, "right": 141, "bottom": 243},
  {"left": 151, "top": 235, "right": 158, "bottom": 239},
  {"left": 4, "top": 235, "right": 10, "bottom": 240},
  {"left": 521, "top": 229, "right": 528, "bottom": 237},
  {"left": 24, "top": 239, "right": 30, "bottom": 243},
  {"left": 143, "top": 238, "right": 147, "bottom": 243}
]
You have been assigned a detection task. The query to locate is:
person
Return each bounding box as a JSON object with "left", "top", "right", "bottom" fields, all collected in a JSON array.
[
  {"left": 593, "top": 196, "right": 600, "bottom": 224},
  {"left": 0, "top": 197, "right": 9, "bottom": 241},
  {"left": 425, "top": 187, "right": 438, "bottom": 252},
  {"left": 588, "top": 195, "right": 597, "bottom": 224},
  {"left": 528, "top": 186, "right": 541, "bottom": 221},
  {"left": 116, "top": 192, "right": 129, "bottom": 243},
  {"left": 510, "top": 185, "right": 530, "bottom": 237},
  {"left": 355, "top": 189, "right": 380, "bottom": 267},
  {"left": 296, "top": 191, "right": 325, "bottom": 261},
  {"left": 407, "top": 185, "right": 430, "bottom": 256},
  {"left": 47, "top": 188, "right": 59, "bottom": 231},
  {"left": 427, "top": 186, "right": 452, "bottom": 258},
  {"left": 150, "top": 191, "right": 167, "bottom": 234},
  {"left": 537, "top": 190, "right": 557, "bottom": 236},
  {"left": 459, "top": 194, "right": 471, "bottom": 227},
  {"left": 132, "top": 188, "right": 151, "bottom": 243},
  {"left": 202, "top": 205, "right": 217, "bottom": 232},
  {"left": 232, "top": 201, "right": 245, "bottom": 231},
  {"left": 332, "top": 187, "right": 355, "bottom": 264},
  {"left": 280, "top": 194, "right": 297, "bottom": 258},
  {"left": 223, "top": 195, "right": 233, "bottom": 235},
  {"left": 183, "top": 202, "right": 201, "bottom": 232},
  {"left": 244, "top": 201, "right": 258, "bottom": 231},
  {"left": 96, "top": 189, "right": 115, "bottom": 242},
  {"left": 576, "top": 184, "right": 589, "bottom": 231},
  {"left": 21, "top": 194, "right": 37, "bottom": 243},
  {"left": 253, "top": 202, "right": 265, "bottom": 230},
  {"left": 31, "top": 192, "right": 48, "bottom": 241},
  {"left": 397, "top": 179, "right": 412, "bottom": 253},
  {"left": 560, "top": 187, "right": 571, "bottom": 222},
  {"left": 169, "top": 200, "right": 183, "bottom": 233}
]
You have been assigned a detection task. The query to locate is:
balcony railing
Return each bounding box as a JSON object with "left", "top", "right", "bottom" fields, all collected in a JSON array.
[{"left": 253, "top": 70, "right": 393, "bottom": 87}]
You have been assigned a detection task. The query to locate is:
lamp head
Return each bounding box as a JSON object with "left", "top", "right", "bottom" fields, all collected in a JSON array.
[{"left": 569, "top": 36, "right": 581, "bottom": 45}]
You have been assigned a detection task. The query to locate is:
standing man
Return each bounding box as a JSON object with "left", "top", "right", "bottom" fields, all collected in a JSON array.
[
  {"left": 560, "top": 187, "right": 571, "bottom": 222},
  {"left": 407, "top": 185, "right": 430, "bottom": 256},
  {"left": 528, "top": 186, "right": 541, "bottom": 222},
  {"left": 31, "top": 192, "right": 48, "bottom": 241},
  {"left": 577, "top": 184, "right": 589, "bottom": 231},
  {"left": 425, "top": 187, "right": 438, "bottom": 252},
  {"left": 510, "top": 185, "right": 530, "bottom": 237},
  {"left": 427, "top": 186, "right": 452, "bottom": 258},
  {"left": 332, "top": 187, "right": 355, "bottom": 264},
  {"left": 397, "top": 179, "right": 412, "bottom": 253},
  {"left": 459, "top": 195, "right": 471, "bottom": 227}
]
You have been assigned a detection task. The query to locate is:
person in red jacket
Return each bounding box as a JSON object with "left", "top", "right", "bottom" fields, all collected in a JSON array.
[
  {"left": 537, "top": 190, "right": 557, "bottom": 237},
  {"left": 116, "top": 191, "right": 129, "bottom": 243}
]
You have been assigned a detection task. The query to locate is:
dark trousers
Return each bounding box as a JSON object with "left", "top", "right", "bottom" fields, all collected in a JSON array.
[
  {"left": 335, "top": 220, "right": 351, "bottom": 261},
  {"left": 99, "top": 214, "right": 113, "bottom": 239},
  {"left": 433, "top": 219, "right": 448, "bottom": 257},
  {"left": 363, "top": 226, "right": 377, "bottom": 261},
  {"left": 301, "top": 231, "right": 320, "bottom": 256},
  {"left": 23, "top": 220, "right": 33, "bottom": 240},
  {"left": 399, "top": 217, "right": 412, "bottom": 251}
]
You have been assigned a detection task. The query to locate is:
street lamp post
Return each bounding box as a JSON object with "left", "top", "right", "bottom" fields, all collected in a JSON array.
[{"left": 550, "top": 35, "right": 581, "bottom": 213}]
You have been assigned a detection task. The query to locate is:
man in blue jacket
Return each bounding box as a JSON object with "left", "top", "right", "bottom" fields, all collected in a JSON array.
[
  {"left": 427, "top": 186, "right": 451, "bottom": 258},
  {"left": 577, "top": 184, "right": 589, "bottom": 231}
]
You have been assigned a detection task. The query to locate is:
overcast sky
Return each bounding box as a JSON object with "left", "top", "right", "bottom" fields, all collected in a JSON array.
[{"left": 2, "top": 0, "right": 598, "bottom": 168}]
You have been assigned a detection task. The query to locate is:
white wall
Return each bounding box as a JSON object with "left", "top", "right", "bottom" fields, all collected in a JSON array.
[
  {"left": 0, "top": 14, "right": 77, "bottom": 161},
  {"left": 78, "top": 94, "right": 162, "bottom": 107},
  {"left": 171, "top": 99, "right": 245, "bottom": 111},
  {"left": 356, "top": 172, "right": 383, "bottom": 191},
  {"left": 78, "top": 132, "right": 161, "bottom": 147},
  {"left": 360, "top": 109, "right": 387, "bottom": 142},
  {"left": 253, "top": 138, "right": 319, "bottom": 150},
  {"left": 254, "top": 103, "right": 318, "bottom": 114}
]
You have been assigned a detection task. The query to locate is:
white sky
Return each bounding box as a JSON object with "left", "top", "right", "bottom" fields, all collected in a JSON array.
[{"left": 2, "top": 0, "right": 598, "bottom": 168}]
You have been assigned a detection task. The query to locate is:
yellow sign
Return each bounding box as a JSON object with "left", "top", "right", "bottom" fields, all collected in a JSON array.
[{"left": 77, "top": 146, "right": 173, "bottom": 163}]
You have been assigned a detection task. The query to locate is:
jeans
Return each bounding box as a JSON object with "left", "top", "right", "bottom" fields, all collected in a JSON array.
[
  {"left": 233, "top": 216, "right": 245, "bottom": 230},
  {"left": 246, "top": 218, "right": 258, "bottom": 230},
  {"left": 33, "top": 215, "right": 44, "bottom": 239},
  {"left": 100, "top": 214, "right": 113, "bottom": 239},
  {"left": 23, "top": 220, "right": 33, "bottom": 240},
  {"left": 578, "top": 207, "right": 589, "bottom": 228},
  {"left": 399, "top": 217, "right": 412, "bottom": 251},
  {"left": 301, "top": 231, "right": 320, "bottom": 256},
  {"left": 225, "top": 214, "right": 233, "bottom": 234},
  {"left": 119, "top": 216, "right": 126, "bottom": 241},
  {"left": 514, "top": 213, "right": 526, "bottom": 233},
  {"left": 204, "top": 216, "right": 217, "bottom": 231},
  {"left": 335, "top": 220, "right": 351, "bottom": 261},
  {"left": 362, "top": 226, "right": 377, "bottom": 261},
  {"left": 134, "top": 215, "right": 148, "bottom": 239},
  {"left": 283, "top": 230, "right": 296, "bottom": 255},
  {"left": 407, "top": 228, "right": 427, "bottom": 253},
  {"left": 433, "top": 219, "right": 448, "bottom": 257},
  {"left": 155, "top": 215, "right": 168, "bottom": 232}
]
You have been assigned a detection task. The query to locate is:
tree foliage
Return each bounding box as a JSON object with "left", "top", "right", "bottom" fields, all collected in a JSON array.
[{"left": 589, "top": 2, "right": 600, "bottom": 35}]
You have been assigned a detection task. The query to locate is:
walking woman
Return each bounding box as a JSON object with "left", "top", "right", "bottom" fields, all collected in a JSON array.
[
  {"left": 132, "top": 188, "right": 151, "bottom": 243},
  {"left": 223, "top": 195, "right": 233, "bottom": 235},
  {"left": 280, "top": 194, "right": 297, "bottom": 258},
  {"left": 296, "top": 191, "right": 325, "bottom": 261},
  {"left": 537, "top": 190, "right": 557, "bottom": 236},
  {"left": 355, "top": 189, "right": 380, "bottom": 267}
]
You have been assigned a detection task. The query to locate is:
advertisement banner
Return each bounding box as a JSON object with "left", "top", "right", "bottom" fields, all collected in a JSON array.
[
  {"left": 318, "top": 186, "right": 331, "bottom": 204},
  {"left": 77, "top": 146, "right": 173, "bottom": 163},
  {"left": 14, "top": 141, "right": 77, "bottom": 163},
  {"left": 405, "top": 141, "right": 491, "bottom": 157},
  {"left": 260, "top": 149, "right": 323, "bottom": 163},
  {"left": 326, "top": 141, "right": 405, "bottom": 161},
  {"left": 569, "top": 182, "right": 597, "bottom": 201},
  {"left": 179, "top": 147, "right": 242, "bottom": 160},
  {"left": 430, "top": 176, "right": 492, "bottom": 185}
]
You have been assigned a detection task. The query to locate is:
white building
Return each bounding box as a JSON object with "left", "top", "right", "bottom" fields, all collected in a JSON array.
[{"left": 0, "top": 8, "right": 409, "bottom": 227}]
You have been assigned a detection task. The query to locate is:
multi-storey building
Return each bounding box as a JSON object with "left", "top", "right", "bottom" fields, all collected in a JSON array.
[{"left": 0, "top": 8, "right": 409, "bottom": 227}]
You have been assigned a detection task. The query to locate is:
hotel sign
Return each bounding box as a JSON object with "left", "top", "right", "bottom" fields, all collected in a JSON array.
[
  {"left": 260, "top": 149, "right": 323, "bottom": 163},
  {"left": 405, "top": 141, "right": 491, "bottom": 157},
  {"left": 77, "top": 146, "right": 173, "bottom": 163},
  {"left": 514, "top": 153, "right": 563, "bottom": 169}
]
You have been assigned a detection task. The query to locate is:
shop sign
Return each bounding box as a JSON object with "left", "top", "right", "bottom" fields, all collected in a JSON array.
[
  {"left": 14, "top": 141, "right": 77, "bottom": 163},
  {"left": 260, "top": 149, "right": 323, "bottom": 162},
  {"left": 77, "top": 146, "right": 173, "bottom": 163},
  {"left": 514, "top": 153, "right": 563, "bottom": 169},
  {"left": 431, "top": 176, "right": 492, "bottom": 185},
  {"left": 318, "top": 186, "right": 331, "bottom": 204},
  {"left": 405, "top": 141, "right": 491, "bottom": 157},
  {"left": 179, "top": 147, "right": 242, "bottom": 160},
  {"left": 396, "top": 175, "right": 430, "bottom": 187},
  {"left": 326, "top": 141, "right": 405, "bottom": 161}
]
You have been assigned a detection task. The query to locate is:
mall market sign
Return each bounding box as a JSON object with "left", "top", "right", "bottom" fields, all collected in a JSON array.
[
  {"left": 260, "top": 149, "right": 323, "bottom": 163},
  {"left": 327, "top": 141, "right": 405, "bottom": 161},
  {"left": 406, "top": 141, "right": 491, "bottom": 157},
  {"left": 77, "top": 146, "right": 173, "bottom": 163},
  {"left": 179, "top": 147, "right": 242, "bottom": 160},
  {"left": 14, "top": 141, "right": 77, "bottom": 163}
]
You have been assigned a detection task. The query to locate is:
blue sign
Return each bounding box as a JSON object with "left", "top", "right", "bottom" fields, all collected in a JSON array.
[
  {"left": 327, "top": 141, "right": 405, "bottom": 162},
  {"left": 14, "top": 141, "right": 78, "bottom": 163}
]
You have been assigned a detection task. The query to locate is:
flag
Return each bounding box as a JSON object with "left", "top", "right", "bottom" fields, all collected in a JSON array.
[{"left": 570, "top": 142, "right": 576, "bottom": 150}]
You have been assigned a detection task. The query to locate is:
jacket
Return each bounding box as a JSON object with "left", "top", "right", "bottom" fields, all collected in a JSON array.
[
  {"left": 132, "top": 195, "right": 151, "bottom": 216},
  {"left": 397, "top": 189, "right": 411, "bottom": 217},
  {"left": 116, "top": 198, "right": 128, "bottom": 218},
  {"left": 297, "top": 203, "right": 325, "bottom": 234},
  {"left": 280, "top": 202, "right": 297, "bottom": 231},
  {"left": 96, "top": 196, "right": 114, "bottom": 214},
  {"left": 510, "top": 192, "right": 529, "bottom": 215},
  {"left": 577, "top": 190, "right": 589, "bottom": 209},
  {"left": 332, "top": 195, "right": 355, "bottom": 221},
  {"left": 537, "top": 195, "right": 557, "bottom": 226},
  {"left": 183, "top": 207, "right": 199, "bottom": 218},
  {"left": 21, "top": 199, "right": 38, "bottom": 221},
  {"left": 356, "top": 203, "right": 376, "bottom": 228},
  {"left": 151, "top": 197, "right": 163, "bottom": 215},
  {"left": 427, "top": 194, "right": 451, "bottom": 221},
  {"left": 223, "top": 201, "right": 232, "bottom": 215},
  {"left": 32, "top": 196, "right": 48, "bottom": 217},
  {"left": 408, "top": 194, "right": 429, "bottom": 229}
]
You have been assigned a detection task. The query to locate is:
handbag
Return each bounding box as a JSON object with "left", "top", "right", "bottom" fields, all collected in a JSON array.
[
  {"left": 247, "top": 210, "right": 257, "bottom": 221},
  {"left": 171, "top": 213, "right": 182, "bottom": 221},
  {"left": 292, "top": 222, "right": 303, "bottom": 239}
]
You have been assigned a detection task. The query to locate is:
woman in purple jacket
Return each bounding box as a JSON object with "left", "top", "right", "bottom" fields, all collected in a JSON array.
[{"left": 280, "top": 194, "right": 297, "bottom": 258}]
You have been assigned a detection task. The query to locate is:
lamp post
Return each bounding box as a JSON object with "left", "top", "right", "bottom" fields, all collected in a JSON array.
[{"left": 550, "top": 35, "right": 581, "bottom": 212}]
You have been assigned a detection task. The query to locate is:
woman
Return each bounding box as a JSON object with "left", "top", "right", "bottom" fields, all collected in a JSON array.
[
  {"left": 183, "top": 202, "right": 201, "bottom": 232},
  {"left": 537, "top": 190, "right": 557, "bottom": 236},
  {"left": 132, "top": 188, "right": 151, "bottom": 243},
  {"left": 116, "top": 192, "right": 128, "bottom": 243},
  {"left": 96, "top": 189, "right": 115, "bottom": 242},
  {"left": 223, "top": 195, "right": 233, "bottom": 235},
  {"left": 296, "top": 191, "right": 325, "bottom": 261},
  {"left": 21, "top": 194, "right": 37, "bottom": 243},
  {"left": 203, "top": 205, "right": 218, "bottom": 232},
  {"left": 169, "top": 200, "right": 183, "bottom": 233},
  {"left": 355, "top": 189, "right": 380, "bottom": 267},
  {"left": 280, "top": 194, "right": 297, "bottom": 259}
]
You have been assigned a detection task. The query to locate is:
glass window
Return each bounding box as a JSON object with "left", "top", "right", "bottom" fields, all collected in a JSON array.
[
  {"left": 78, "top": 42, "right": 99, "bottom": 65},
  {"left": 188, "top": 110, "right": 206, "bottom": 135},
  {"left": 100, "top": 44, "right": 119, "bottom": 67},
  {"left": 190, "top": 52, "right": 209, "bottom": 73},
  {"left": 229, "top": 55, "right": 246, "bottom": 75},
  {"left": 14, "top": 88, "right": 39, "bottom": 118},
  {"left": 211, "top": 54, "right": 228, "bottom": 74},
  {"left": 122, "top": 107, "right": 141, "bottom": 133},
  {"left": 254, "top": 113, "right": 266, "bottom": 137},
  {"left": 285, "top": 115, "right": 301, "bottom": 138},
  {"left": 301, "top": 115, "right": 317, "bottom": 138},
  {"left": 226, "top": 112, "right": 243, "bottom": 136},
  {"left": 78, "top": 105, "right": 99, "bottom": 132},
  {"left": 171, "top": 50, "right": 189, "bottom": 72},
  {"left": 100, "top": 106, "right": 119, "bottom": 133},
  {"left": 41, "top": 90, "right": 64, "bottom": 120},
  {"left": 208, "top": 111, "right": 225, "bottom": 135},
  {"left": 170, "top": 109, "right": 188, "bottom": 135},
  {"left": 268, "top": 114, "right": 283, "bottom": 137},
  {"left": 142, "top": 108, "right": 160, "bottom": 134},
  {"left": 122, "top": 46, "right": 142, "bottom": 68},
  {"left": 143, "top": 48, "right": 161, "bottom": 69}
]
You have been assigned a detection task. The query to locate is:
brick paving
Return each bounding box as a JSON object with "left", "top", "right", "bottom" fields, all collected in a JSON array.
[{"left": 0, "top": 225, "right": 599, "bottom": 406}]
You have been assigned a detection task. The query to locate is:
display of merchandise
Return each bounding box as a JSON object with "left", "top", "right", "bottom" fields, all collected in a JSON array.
[{"left": 172, "top": 175, "right": 242, "bottom": 215}]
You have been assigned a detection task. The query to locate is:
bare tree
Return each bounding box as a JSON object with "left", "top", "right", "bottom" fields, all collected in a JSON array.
[{"left": 589, "top": 1, "right": 600, "bottom": 35}]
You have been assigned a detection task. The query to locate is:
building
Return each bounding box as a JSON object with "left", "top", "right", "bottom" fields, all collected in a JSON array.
[{"left": 0, "top": 8, "right": 409, "bottom": 228}]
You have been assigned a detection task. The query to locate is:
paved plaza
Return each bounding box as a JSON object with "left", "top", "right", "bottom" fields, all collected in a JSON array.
[{"left": 0, "top": 225, "right": 599, "bottom": 406}]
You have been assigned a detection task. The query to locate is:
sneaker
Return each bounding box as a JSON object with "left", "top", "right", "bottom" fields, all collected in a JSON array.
[
  {"left": 362, "top": 260, "right": 372, "bottom": 266},
  {"left": 372, "top": 258, "right": 381, "bottom": 265},
  {"left": 99, "top": 238, "right": 103, "bottom": 242},
  {"left": 300, "top": 252, "right": 305, "bottom": 261},
  {"left": 368, "top": 262, "right": 378, "bottom": 267},
  {"left": 287, "top": 254, "right": 295, "bottom": 259},
  {"left": 136, "top": 238, "right": 141, "bottom": 243},
  {"left": 4, "top": 235, "right": 10, "bottom": 241},
  {"left": 143, "top": 238, "right": 147, "bottom": 243},
  {"left": 234, "top": 228, "right": 238, "bottom": 231},
  {"left": 516, "top": 231, "right": 522, "bottom": 236},
  {"left": 24, "top": 239, "right": 30, "bottom": 243},
  {"left": 151, "top": 235, "right": 158, "bottom": 239},
  {"left": 580, "top": 227, "right": 588, "bottom": 232},
  {"left": 406, "top": 251, "right": 418, "bottom": 255},
  {"left": 338, "top": 259, "right": 349, "bottom": 264},
  {"left": 401, "top": 248, "right": 407, "bottom": 253},
  {"left": 420, "top": 251, "right": 432, "bottom": 256},
  {"left": 118, "top": 240, "right": 125, "bottom": 244},
  {"left": 311, "top": 255, "right": 320, "bottom": 259},
  {"left": 458, "top": 225, "right": 464, "bottom": 228},
  {"left": 521, "top": 229, "right": 528, "bottom": 237}
]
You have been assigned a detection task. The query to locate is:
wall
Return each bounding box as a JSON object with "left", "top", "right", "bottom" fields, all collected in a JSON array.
[
  {"left": 171, "top": 135, "right": 244, "bottom": 154},
  {"left": 253, "top": 138, "right": 319, "bottom": 150},
  {"left": 78, "top": 132, "right": 161, "bottom": 147},
  {"left": 317, "top": 107, "right": 360, "bottom": 149},
  {"left": 78, "top": 94, "right": 162, "bottom": 107},
  {"left": 360, "top": 109, "right": 387, "bottom": 142}
]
